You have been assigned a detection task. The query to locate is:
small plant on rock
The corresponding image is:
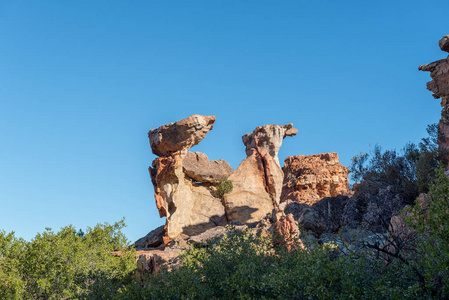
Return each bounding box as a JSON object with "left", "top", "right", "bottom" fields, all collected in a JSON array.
[{"left": 214, "top": 179, "right": 233, "bottom": 197}]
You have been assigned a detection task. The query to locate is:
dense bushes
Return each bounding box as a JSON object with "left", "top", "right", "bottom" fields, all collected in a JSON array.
[
  {"left": 351, "top": 124, "right": 447, "bottom": 200},
  {"left": 0, "top": 220, "right": 136, "bottom": 299},
  {"left": 116, "top": 168, "right": 449, "bottom": 299},
  {"left": 117, "top": 229, "right": 380, "bottom": 299},
  {"left": 348, "top": 124, "right": 447, "bottom": 229},
  {"left": 406, "top": 167, "right": 449, "bottom": 296}
]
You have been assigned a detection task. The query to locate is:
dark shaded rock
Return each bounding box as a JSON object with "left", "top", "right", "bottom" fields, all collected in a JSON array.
[
  {"left": 311, "top": 195, "right": 349, "bottom": 233},
  {"left": 440, "top": 35, "right": 449, "bottom": 53},
  {"left": 136, "top": 249, "right": 182, "bottom": 278},
  {"left": 344, "top": 185, "right": 406, "bottom": 231},
  {"left": 134, "top": 225, "right": 165, "bottom": 249},
  {"left": 297, "top": 207, "right": 326, "bottom": 236},
  {"left": 284, "top": 201, "right": 309, "bottom": 220}
]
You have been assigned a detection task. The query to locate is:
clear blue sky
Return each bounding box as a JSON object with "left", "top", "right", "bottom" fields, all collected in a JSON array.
[{"left": 1, "top": 1, "right": 448, "bottom": 242}]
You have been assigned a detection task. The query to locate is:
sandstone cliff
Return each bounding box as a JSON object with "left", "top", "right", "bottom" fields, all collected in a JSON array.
[{"left": 281, "top": 153, "right": 350, "bottom": 206}]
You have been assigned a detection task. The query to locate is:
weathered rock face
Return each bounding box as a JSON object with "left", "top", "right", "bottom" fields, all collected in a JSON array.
[
  {"left": 282, "top": 196, "right": 349, "bottom": 236},
  {"left": 145, "top": 115, "right": 298, "bottom": 243},
  {"left": 183, "top": 151, "right": 234, "bottom": 183},
  {"left": 242, "top": 124, "right": 298, "bottom": 166},
  {"left": 134, "top": 225, "right": 165, "bottom": 249},
  {"left": 419, "top": 35, "right": 449, "bottom": 160},
  {"left": 136, "top": 249, "right": 182, "bottom": 278},
  {"left": 273, "top": 213, "right": 302, "bottom": 250},
  {"left": 224, "top": 124, "right": 297, "bottom": 224},
  {"left": 281, "top": 153, "right": 350, "bottom": 205},
  {"left": 149, "top": 115, "right": 229, "bottom": 239},
  {"left": 148, "top": 115, "right": 216, "bottom": 157},
  {"left": 439, "top": 35, "right": 449, "bottom": 53},
  {"left": 150, "top": 155, "right": 228, "bottom": 238}
]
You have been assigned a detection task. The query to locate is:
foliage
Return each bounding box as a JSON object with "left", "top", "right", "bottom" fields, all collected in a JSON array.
[
  {"left": 351, "top": 124, "right": 447, "bottom": 201},
  {"left": 405, "top": 166, "right": 449, "bottom": 297},
  {"left": 117, "top": 168, "right": 449, "bottom": 299},
  {"left": 214, "top": 179, "right": 233, "bottom": 197},
  {"left": 348, "top": 124, "right": 447, "bottom": 230},
  {"left": 116, "top": 228, "right": 383, "bottom": 299},
  {"left": 0, "top": 219, "right": 136, "bottom": 299}
]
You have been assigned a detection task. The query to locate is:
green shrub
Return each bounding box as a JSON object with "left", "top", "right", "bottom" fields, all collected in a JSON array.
[
  {"left": 351, "top": 124, "right": 447, "bottom": 202},
  {"left": 405, "top": 166, "right": 449, "bottom": 297},
  {"left": 0, "top": 219, "right": 136, "bottom": 299},
  {"left": 214, "top": 179, "right": 233, "bottom": 197},
  {"left": 117, "top": 228, "right": 382, "bottom": 299}
]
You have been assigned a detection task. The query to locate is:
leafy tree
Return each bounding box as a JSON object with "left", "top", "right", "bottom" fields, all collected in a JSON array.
[
  {"left": 406, "top": 166, "right": 449, "bottom": 297},
  {"left": 0, "top": 219, "right": 136, "bottom": 299},
  {"left": 349, "top": 124, "right": 447, "bottom": 230}
]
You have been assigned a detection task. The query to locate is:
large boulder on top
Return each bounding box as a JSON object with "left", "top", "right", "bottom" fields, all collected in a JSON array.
[{"left": 148, "top": 115, "right": 216, "bottom": 157}]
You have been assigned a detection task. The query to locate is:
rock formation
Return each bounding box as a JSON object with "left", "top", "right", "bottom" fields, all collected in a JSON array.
[
  {"left": 223, "top": 124, "right": 297, "bottom": 224},
  {"left": 183, "top": 151, "right": 234, "bottom": 183},
  {"left": 148, "top": 115, "right": 216, "bottom": 157},
  {"left": 134, "top": 225, "right": 165, "bottom": 249},
  {"left": 136, "top": 249, "right": 182, "bottom": 278},
  {"left": 149, "top": 115, "right": 229, "bottom": 239},
  {"left": 136, "top": 115, "right": 358, "bottom": 275},
  {"left": 419, "top": 34, "right": 449, "bottom": 160},
  {"left": 148, "top": 115, "right": 298, "bottom": 240},
  {"left": 281, "top": 153, "right": 350, "bottom": 205}
]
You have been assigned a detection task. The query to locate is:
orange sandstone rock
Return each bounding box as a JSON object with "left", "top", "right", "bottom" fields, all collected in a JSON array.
[{"left": 281, "top": 153, "right": 350, "bottom": 205}]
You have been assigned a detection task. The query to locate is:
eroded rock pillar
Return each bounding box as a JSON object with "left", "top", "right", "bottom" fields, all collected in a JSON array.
[
  {"left": 419, "top": 34, "right": 449, "bottom": 166},
  {"left": 223, "top": 124, "right": 297, "bottom": 223}
]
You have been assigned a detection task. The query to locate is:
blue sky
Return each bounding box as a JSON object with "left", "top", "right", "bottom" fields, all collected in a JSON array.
[{"left": 1, "top": 1, "right": 448, "bottom": 242}]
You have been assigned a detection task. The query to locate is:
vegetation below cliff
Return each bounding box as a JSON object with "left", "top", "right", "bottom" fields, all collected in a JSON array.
[
  {"left": 119, "top": 169, "right": 449, "bottom": 299},
  {"left": 1, "top": 167, "right": 449, "bottom": 299}
]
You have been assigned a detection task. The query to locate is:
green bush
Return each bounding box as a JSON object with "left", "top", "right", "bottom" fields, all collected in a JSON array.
[
  {"left": 117, "top": 228, "right": 383, "bottom": 299},
  {"left": 351, "top": 124, "right": 447, "bottom": 202},
  {"left": 0, "top": 219, "right": 136, "bottom": 299},
  {"left": 214, "top": 179, "right": 233, "bottom": 197},
  {"left": 405, "top": 166, "right": 449, "bottom": 297}
]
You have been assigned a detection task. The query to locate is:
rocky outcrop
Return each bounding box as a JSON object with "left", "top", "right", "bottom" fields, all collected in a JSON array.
[
  {"left": 419, "top": 34, "right": 449, "bottom": 160},
  {"left": 439, "top": 35, "right": 449, "bottom": 53},
  {"left": 281, "top": 153, "right": 350, "bottom": 205},
  {"left": 148, "top": 115, "right": 216, "bottom": 157},
  {"left": 136, "top": 249, "right": 183, "bottom": 278},
  {"left": 223, "top": 124, "right": 297, "bottom": 224},
  {"left": 183, "top": 151, "right": 234, "bottom": 183},
  {"left": 282, "top": 195, "right": 350, "bottom": 236},
  {"left": 135, "top": 220, "right": 304, "bottom": 276},
  {"left": 149, "top": 115, "right": 229, "bottom": 239},
  {"left": 134, "top": 225, "right": 165, "bottom": 249},
  {"left": 147, "top": 115, "right": 298, "bottom": 241},
  {"left": 273, "top": 213, "right": 302, "bottom": 250}
]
